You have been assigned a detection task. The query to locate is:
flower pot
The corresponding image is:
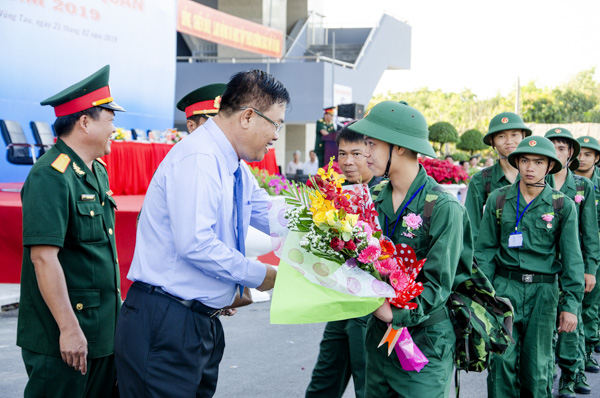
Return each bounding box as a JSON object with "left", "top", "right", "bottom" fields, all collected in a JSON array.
[{"left": 441, "top": 184, "right": 467, "bottom": 204}]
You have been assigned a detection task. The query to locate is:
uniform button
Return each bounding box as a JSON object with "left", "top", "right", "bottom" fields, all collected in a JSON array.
[
  {"left": 102, "top": 202, "right": 105, "bottom": 206},
  {"left": 76, "top": 303, "right": 83, "bottom": 311},
  {"left": 90, "top": 210, "right": 95, "bottom": 216},
  {"left": 109, "top": 228, "right": 113, "bottom": 235}
]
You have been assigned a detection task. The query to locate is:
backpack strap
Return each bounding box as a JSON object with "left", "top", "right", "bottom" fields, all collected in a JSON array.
[
  {"left": 481, "top": 166, "right": 493, "bottom": 200},
  {"left": 422, "top": 185, "right": 445, "bottom": 228},
  {"left": 494, "top": 186, "right": 510, "bottom": 224},
  {"left": 573, "top": 175, "right": 586, "bottom": 197},
  {"left": 370, "top": 180, "right": 389, "bottom": 202}
]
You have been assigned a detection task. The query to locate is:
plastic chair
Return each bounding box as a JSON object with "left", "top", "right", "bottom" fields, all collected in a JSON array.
[
  {"left": 30, "top": 121, "right": 55, "bottom": 157},
  {"left": 132, "top": 128, "right": 148, "bottom": 141},
  {"left": 0, "top": 120, "right": 36, "bottom": 164}
]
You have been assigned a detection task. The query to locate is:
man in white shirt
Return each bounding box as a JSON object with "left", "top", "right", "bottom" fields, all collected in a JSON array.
[
  {"left": 114, "top": 70, "right": 289, "bottom": 398},
  {"left": 304, "top": 149, "right": 319, "bottom": 175}
]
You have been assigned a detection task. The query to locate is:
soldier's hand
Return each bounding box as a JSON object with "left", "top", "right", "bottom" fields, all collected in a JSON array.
[
  {"left": 59, "top": 325, "right": 88, "bottom": 375},
  {"left": 256, "top": 264, "right": 277, "bottom": 291},
  {"left": 584, "top": 273, "right": 596, "bottom": 293},
  {"left": 373, "top": 299, "right": 393, "bottom": 323},
  {"left": 558, "top": 311, "right": 578, "bottom": 333}
]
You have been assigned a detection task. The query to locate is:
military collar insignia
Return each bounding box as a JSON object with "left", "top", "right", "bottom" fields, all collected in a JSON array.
[{"left": 72, "top": 162, "right": 86, "bottom": 176}]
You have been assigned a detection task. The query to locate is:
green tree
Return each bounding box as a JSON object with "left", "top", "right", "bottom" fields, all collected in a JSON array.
[
  {"left": 457, "top": 129, "right": 486, "bottom": 155},
  {"left": 428, "top": 121, "right": 458, "bottom": 154}
]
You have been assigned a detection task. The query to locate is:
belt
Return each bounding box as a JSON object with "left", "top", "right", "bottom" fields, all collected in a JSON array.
[
  {"left": 496, "top": 268, "right": 557, "bottom": 284},
  {"left": 415, "top": 306, "right": 448, "bottom": 328},
  {"left": 133, "top": 281, "right": 224, "bottom": 317}
]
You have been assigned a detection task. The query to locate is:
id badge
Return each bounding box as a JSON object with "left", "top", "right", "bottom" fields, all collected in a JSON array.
[{"left": 508, "top": 232, "right": 523, "bottom": 248}]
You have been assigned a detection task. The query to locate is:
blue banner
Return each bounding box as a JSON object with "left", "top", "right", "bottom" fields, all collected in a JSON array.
[{"left": 0, "top": 0, "right": 177, "bottom": 182}]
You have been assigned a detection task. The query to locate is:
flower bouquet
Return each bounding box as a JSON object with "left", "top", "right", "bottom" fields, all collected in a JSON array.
[
  {"left": 269, "top": 160, "right": 429, "bottom": 371},
  {"left": 163, "top": 128, "right": 187, "bottom": 144},
  {"left": 111, "top": 127, "right": 131, "bottom": 141}
]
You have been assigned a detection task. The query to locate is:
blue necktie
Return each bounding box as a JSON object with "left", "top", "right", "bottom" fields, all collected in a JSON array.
[{"left": 234, "top": 165, "right": 245, "bottom": 297}]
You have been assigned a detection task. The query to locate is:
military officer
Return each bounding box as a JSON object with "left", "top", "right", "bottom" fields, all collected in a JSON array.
[
  {"left": 305, "top": 124, "right": 384, "bottom": 398},
  {"left": 544, "top": 128, "right": 599, "bottom": 397},
  {"left": 18, "top": 65, "right": 125, "bottom": 397},
  {"left": 314, "top": 106, "right": 336, "bottom": 167},
  {"left": 464, "top": 112, "right": 532, "bottom": 237},
  {"left": 475, "top": 136, "right": 585, "bottom": 398},
  {"left": 176, "top": 83, "right": 226, "bottom": 134},
  {"left": 349, "top": 101, "right": 473, "bottom": 397},
  {"left": 575, "top": 136, "right": 600, "bottom": 358}
]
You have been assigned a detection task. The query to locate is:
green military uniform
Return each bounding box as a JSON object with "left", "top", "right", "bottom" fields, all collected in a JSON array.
[
  {"left": 465, "top": 112, "right": 532, "bottom": 237},
  {"left": 548, "top": 170, "right": 599, "bottom": 378},
  {"left": 475, "top": 136, "right": 585, "bottom": 398},
  {"left": 349, "top": 101, "right": 472, "bottom": 398},
  {"left": 577, "top": 136, "right": 600, "bottom": 359},
  {"left": 315, "top": 116, "right": 336, "bottom": 167},
  {"left": 544, "top": 129, "right": 600, "bottom": 394},
  {"left": 306, "top": 177, "right": 384, "bottom": 398},
  {"left": 18, "top": 65, "right": 123, "bottom": 398}
]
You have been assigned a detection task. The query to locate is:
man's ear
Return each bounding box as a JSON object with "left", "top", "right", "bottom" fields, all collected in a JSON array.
[
  {"left": 78, "top": 114, "right": 89, "bottom": 132},
  {"left": 239, "top": 108, "right": 253, "bottom": 129},
  {"left": 186, "top": 119, "right": 197, "bottom": 134}
]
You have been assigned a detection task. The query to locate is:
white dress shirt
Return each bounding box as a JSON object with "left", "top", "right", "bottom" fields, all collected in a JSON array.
[{"left": 128, "top": 118, "right": 270, "bottom": 308}]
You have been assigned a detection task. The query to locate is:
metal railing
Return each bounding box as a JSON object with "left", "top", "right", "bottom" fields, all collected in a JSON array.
[{"left": 175, "top": 54, "right": 356, "bottom": 69}]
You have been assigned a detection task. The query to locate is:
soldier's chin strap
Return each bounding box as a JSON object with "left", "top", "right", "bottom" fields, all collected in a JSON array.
[
  {"left": 562, "top": 141, "right": 573, "bottom": 170},
  {"left": 382, "top": 144, "right": 394, "bottom": 178}
]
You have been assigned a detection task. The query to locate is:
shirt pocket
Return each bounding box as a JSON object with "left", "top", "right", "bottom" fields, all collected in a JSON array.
[
  {"left": 530, "top": 217, "right": 556, "bottom": 249},
  {"left": 68, "top": 289, "right": 101, "bottom": 343},
  {"left": 76, "top": 201, "right": 105, "bottom": 242}
]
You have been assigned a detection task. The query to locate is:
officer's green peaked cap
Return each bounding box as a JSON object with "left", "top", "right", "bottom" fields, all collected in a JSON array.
[
  {"left": 348, "top": 101, "right": 437, "bottom": 158},
  {"left": 508, "top": 136, "right": 562, "bottom": 174},
  {"left": 544, "top": 127, "right": 580, "bottom": 171},
  {"left": 41, "top": 65, "right": 125, "bottom": 117},
  {"left": 484, "top": 112, "right": 532, "bottom": 146},
  {"left": 176, "top": 83, "right": 227, "bottom": 118}
]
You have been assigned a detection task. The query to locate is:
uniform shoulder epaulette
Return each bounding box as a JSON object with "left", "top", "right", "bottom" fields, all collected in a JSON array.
[
  {"left": 51, "top": 153, "right": 71, "bottom": 173},
  {"left": 318, "top": 118, "right": 324, "bottom": 122},
  {"left": 95, "top": 157, "right": 107, "bottom": 168}
]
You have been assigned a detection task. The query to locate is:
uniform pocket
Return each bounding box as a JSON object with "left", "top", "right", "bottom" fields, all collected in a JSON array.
[
  {"left": 69, "top": 289, "right": 100, "bottom": 343},
  {"left": 76, "top": 201, "right": 105, "bottom": 242},
  {"left": 531, "top": 217, "right": 556, "bottom": 249}
]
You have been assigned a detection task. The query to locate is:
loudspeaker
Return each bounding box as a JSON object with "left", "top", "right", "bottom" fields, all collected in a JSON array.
[{"left": 337, "top": 103, "right": 365, "bottom": 119}]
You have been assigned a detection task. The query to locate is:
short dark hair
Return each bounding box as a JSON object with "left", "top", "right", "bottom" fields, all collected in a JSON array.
[
  {"left": 187, "top": 114, "right": 208, "bottom": 125},
  {"left": 54, "top": 107, "right": 103, "bottom": 138},
  {"left": 335, "top": 121, "right": 363, "bottom": 147},
  {"left": 549, "top": 137, "right": 572, "bottom": 148},
  {"left": 219, "top": 69, "right": 290, "bottom": 116}
]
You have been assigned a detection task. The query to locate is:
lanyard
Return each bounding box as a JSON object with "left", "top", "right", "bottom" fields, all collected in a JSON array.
[
  {"left": 515, "top": 184, "right": 536, "bottom": 231},
  {"left": 385, "top": 184, "right": 426, "bottom": 237}
]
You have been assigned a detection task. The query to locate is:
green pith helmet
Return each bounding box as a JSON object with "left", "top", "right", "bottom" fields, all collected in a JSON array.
[
  {"left": 508, "top": 136, "right": 562, "bottom": 174},
  {"left": 483, "top": 112, "right": 532, "bottom": 146},
  {"left": 577, "top": 136, "right": 600, "bottom": 166},
  {"left": 348, "top": 101, "right": 437, "bottom": 158},
  {"left": 544, "top": 128, "right": 580, "bottom": 173},
  {"left": 41, "top": 65, "right": 125, "bottom": 117}
]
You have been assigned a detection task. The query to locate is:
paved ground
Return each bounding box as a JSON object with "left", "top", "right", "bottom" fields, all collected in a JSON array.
[{"left": 2, "top": 302, "right": 600, "bottom": 397}]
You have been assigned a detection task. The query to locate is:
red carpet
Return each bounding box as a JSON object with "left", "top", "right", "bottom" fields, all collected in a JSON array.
[{"left": 0, "top": 183, "right": 278, "bottom": 299}]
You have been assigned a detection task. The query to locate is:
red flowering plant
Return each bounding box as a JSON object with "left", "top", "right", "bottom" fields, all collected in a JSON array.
[{"left": 418, "top": 157, "right": 469, "bottom": 184}]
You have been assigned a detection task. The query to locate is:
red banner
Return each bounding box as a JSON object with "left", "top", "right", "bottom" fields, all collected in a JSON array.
[{"left": 177, "top": 0, "right": 283, "bottom": 58}]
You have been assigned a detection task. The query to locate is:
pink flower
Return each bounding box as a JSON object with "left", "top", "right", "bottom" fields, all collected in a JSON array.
[
  {"left": 403, "top": 213, "right": 423, "bottom": 230},
  {"left": 575, "top": 195, "right": 584, "bottom": 204},
  {"left": 358, "top": 245, "right": 382, "bottom": 264},
  {"left": 389, "top": 269, "right": 409, "bottom": 290},
  {"left": 374, "top": 257, "right": 398, "bottom": 276},
  {"left": 541, "top": 213, "right": 554, "bottom": 222}
]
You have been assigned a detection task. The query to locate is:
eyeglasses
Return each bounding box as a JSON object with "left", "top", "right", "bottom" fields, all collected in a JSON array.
[{"left": 240, "top": 107, "right": 284, "bottom": 134}]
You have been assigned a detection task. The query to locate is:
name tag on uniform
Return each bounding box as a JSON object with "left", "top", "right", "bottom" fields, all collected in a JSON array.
[
  {"left": 81, "top": 194, "right": 96, "bottom": 201},
  {"left": 508, "top": 232, "right": 523, "bottom": 248}
]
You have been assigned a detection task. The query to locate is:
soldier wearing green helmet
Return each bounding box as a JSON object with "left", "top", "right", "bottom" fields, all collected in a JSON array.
[
  {"left": 544, "top": 128, "right": 600, "bottom": 397},
  {"left": 475, "top": 136, "right": 585, "bottom": 398},
  {"left": 349, "top": 101, "right": 473, "bottom": 397},
  {"left": 465, "top": 112, "right": 532, "bottom": 238},
  {"left": 575, "top": 136, "right": 600, "bottom": 360}
]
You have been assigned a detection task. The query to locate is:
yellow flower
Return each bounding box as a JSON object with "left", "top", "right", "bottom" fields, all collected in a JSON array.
[
  {"left": 313, "top": 210, "right": 327, "bottom": 226},
  {"left": 345, "top": 213, "right": 359, "bottom": 227},
  {"left": 325, "top": 210, "right": 338, "bottom": 226},
  {"left": 309, "top": 191, "right": 324, "bottom": 213},
  {"left": 339, "top": 220, "right": 353, "bottom": 234}
]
